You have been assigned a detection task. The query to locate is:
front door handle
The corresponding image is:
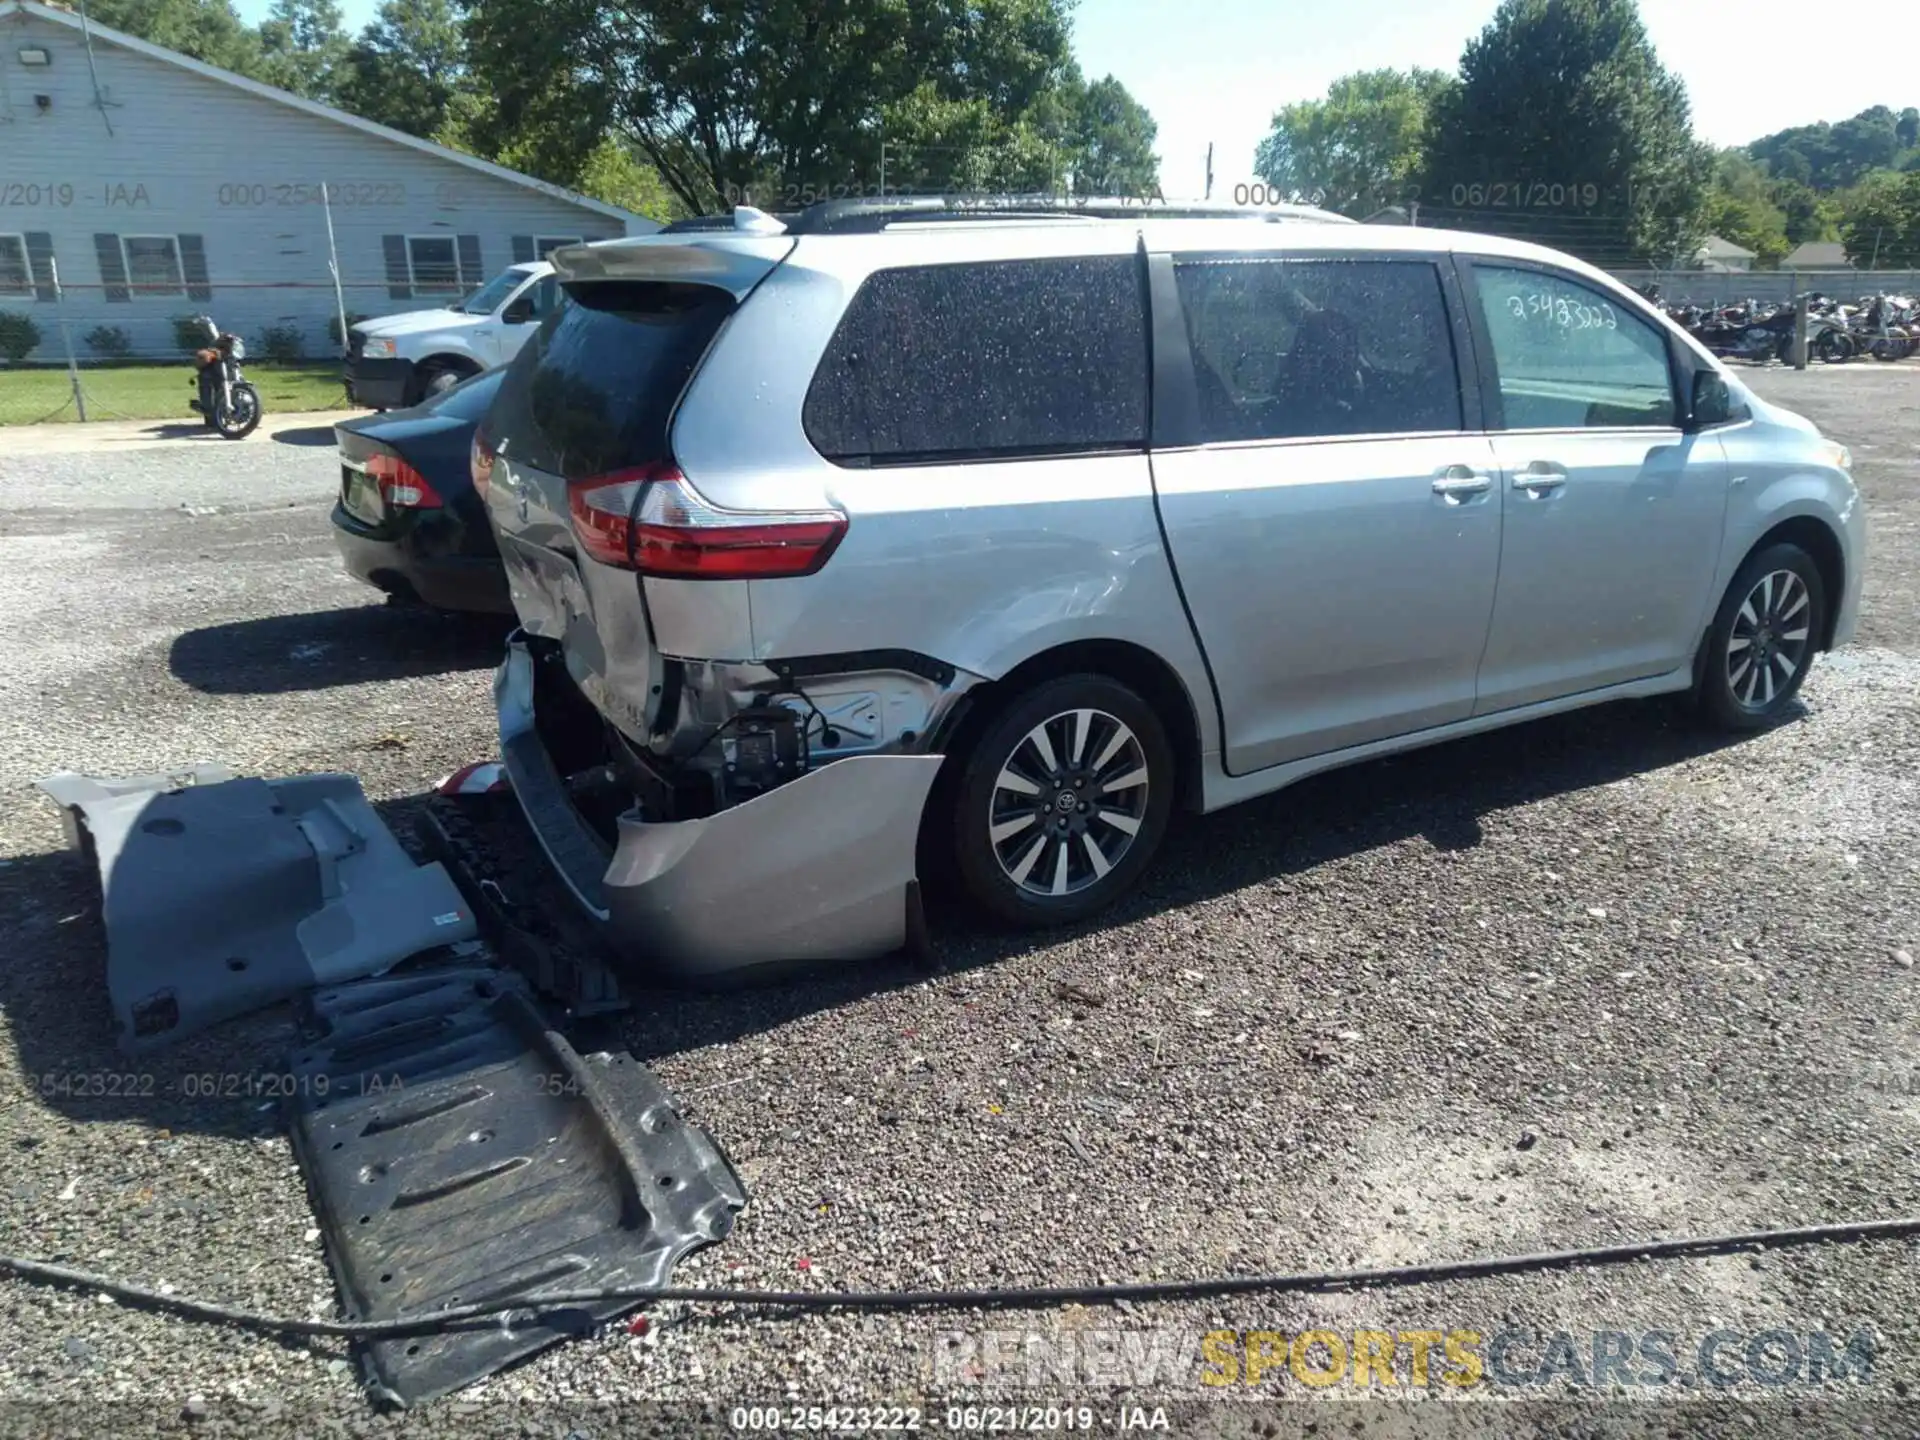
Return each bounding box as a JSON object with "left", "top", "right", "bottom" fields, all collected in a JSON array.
[
  {"left": 1432, "top": 465, "right": 1493, "bottom": 501},
  {"left": 1512, "top": 461, "right": 1568, "bottom": 493}
]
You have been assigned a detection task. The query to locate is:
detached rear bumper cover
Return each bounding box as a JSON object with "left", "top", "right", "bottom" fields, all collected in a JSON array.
[
  {"left": 37, "top": 766, "right": 477, "bottom": 1051},
  {"left": 495, "top": 633, "right": 942, "bottom": 978}
]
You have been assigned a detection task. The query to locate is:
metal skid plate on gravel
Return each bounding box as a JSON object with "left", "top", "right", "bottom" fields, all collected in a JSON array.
[
  {"left": 36, "top": 767, "right": 479, "bottom": 1052},
  {"left": 285, "top": 967, "right": 747, "bottom": 1406}
]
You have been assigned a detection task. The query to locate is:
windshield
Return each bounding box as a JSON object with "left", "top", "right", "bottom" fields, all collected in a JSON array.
[{"left": 453, "top": 268, "right": 532, "bottom": 315}]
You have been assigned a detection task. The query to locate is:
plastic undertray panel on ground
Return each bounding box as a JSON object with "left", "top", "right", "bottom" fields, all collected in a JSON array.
[{"left": 284, "top": 966, "right": 748, "bottom": 1405}]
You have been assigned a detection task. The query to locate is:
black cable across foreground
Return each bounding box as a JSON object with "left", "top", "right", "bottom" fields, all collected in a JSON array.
[{"left": 4, "top": 1214, "right": 1919, "bottom": 1342}]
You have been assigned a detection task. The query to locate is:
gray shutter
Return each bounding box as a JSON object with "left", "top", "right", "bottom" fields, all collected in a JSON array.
[
  {"left": 94, "top": 233, "right": 130, "bottom": 303},
  {"left": 24, "top": 232, "right": 55, "bottom": 302},
  {"left": 382, "top": 234, "right": 412, "bottom": 300},
  {"left": 511, "top": 235, "right": 535, "bottom": 265},
  {"left": 456, "top": 234, "right": 482, "bottom": 287},
  {"left": 178, "top": 234, "right": 213, "bottom": 303}
]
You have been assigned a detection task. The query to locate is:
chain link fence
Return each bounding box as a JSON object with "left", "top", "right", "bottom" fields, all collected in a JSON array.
[{"left": 0, "top": 274, "right": 410, "bottom": 426}]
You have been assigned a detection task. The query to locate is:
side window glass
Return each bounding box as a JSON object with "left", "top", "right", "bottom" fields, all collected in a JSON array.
[
  {"left": 528, "top": 275, "right": 560, "bottom": 318},
  {"left": 1471, "top": 265, "right": 1677, "bottom": 430},
  {"left": 804, "top": 256, "right": 1148, "bottom": 465},
  {"left": 1172, "top": 258, "right": 1463, "bottom": 443}
]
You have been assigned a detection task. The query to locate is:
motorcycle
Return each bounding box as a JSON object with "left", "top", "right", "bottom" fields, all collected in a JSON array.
[
  {"left": 185, "top": 316, "right": 262, "bottom": 439},
  {"left": 1856, "top": 294, "right": 1916, "bottom": 363},
  {"left": 1682, "top": 297, "right": 1854, "bottom": 365}
]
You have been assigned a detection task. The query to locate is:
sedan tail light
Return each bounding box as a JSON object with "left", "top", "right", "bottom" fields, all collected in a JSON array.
[
  {"left": 470, "top": 425, "right": 497, "bottom": 500},
  {"left": 366, "top": 451, "right": 444, "bottom": 509},
  {"left": 567, "top": 464, "right": 846, "bottom": 579}
]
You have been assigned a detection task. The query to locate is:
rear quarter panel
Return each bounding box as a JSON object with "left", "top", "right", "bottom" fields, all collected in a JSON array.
[{"left": 665, "top": 228, "right": 1219, "bottom": 743}]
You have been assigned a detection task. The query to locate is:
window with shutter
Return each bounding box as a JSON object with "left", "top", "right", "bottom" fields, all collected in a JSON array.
[
  {"left": 382, "top": 234, "right": 412, "bottom": 300},
  {"left": 94, "top": 233, "right": 131, "bottom": 302},
  {"left": 24, "top": 232, "right": 56, "bottom": 302},
  {"left": 0, "top": 235, "right": 29, "bottom": 298}
]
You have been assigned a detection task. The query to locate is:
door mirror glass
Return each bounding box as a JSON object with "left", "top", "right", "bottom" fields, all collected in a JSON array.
[
  {"left": 501, "top": 297, "right": 533, "bottom": 325},
  {"left": 1691, "top": 368, "right": 1734, "bottom": 428}
]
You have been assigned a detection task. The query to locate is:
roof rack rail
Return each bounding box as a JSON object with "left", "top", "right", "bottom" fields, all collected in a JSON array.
[
  {"left": 785, "top": 194, "right": 1355, "bottom": 233},
  {"left": 789, "top": 196, "right": 1107, "bottom": 234}
]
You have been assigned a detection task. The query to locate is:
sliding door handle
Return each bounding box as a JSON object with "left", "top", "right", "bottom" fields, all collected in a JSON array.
[
  {"left": 1513, "top": 461, "right": 1568, "bottom": 493},
  {"left": 1432, "top": 465, "right": 1493, "bottom": 500}
]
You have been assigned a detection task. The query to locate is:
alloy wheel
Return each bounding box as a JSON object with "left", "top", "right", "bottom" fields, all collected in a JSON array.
[
  {"left": 1728, "top": 569, "right": 1812, "bottom": 711},
  {"left": 988, "top": 707, "right": 1150, "bottom": 898}
]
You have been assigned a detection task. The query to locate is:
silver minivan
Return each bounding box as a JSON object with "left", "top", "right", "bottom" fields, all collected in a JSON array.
[{"left": 475, "top": 201, "right": 1866, "bottom": 977}]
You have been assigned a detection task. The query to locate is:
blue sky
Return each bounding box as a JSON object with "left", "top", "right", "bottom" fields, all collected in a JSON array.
[{"left": 237, "top": 0, "right": 1920, "bottom": 199}]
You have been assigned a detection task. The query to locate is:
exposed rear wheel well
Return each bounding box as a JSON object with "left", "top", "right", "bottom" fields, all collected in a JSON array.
[
  {"left": 933, "top": 641, "right": 1207, "bottom": 814},
  {"left": 1749, "top": 517, "right": 1845, "bottom": 650}
]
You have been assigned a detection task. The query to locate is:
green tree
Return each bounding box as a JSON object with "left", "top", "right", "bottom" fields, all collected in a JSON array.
[
  {"left": 1767, "top": 177, "right": 1835, "bottom": 245},
  {"left": 1254, "top": 68, "right": 1454, "bottom": 217},
  {"left": 1750, "top": 105, "right": 1909, "bottom": 192},
  {"left": 1839, "top": 170, "right": 1920, "bottom": 267},
  {"left": 1420, "top": 0, "right": 1711, "bottom": 265},
  {"left": 1700, "top": 150, "right": 1789, "bottom": 267},
  {"left": 1066, "top": 74, "right": 1160, "bottom": 198},
  {"left": 461, "top": 0, "right": 1126, "bottom": 214},
  {"left": 256, "top": 0, "right": 350, "bottom": 100},
  {"left": 333, "top": 0, "right": 465, "bottom": 139},
  {"left": 85, "top": 0, "right": 268, "bottom": 77}
]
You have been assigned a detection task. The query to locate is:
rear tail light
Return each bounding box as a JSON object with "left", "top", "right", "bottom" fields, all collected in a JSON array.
[
  {"left": 470, "top": 425, "right": 497, "bottom": 500},
  {"left": 366, "top": 451, "right": 444, "bottom": 509},
  {"left": 567, "top": 464, "right": 846, "bottom": 579}
]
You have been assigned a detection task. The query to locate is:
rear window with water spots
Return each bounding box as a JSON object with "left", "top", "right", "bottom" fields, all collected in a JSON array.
[{"left": 803, "top": 256, "right": 1149, "bottom": 467}]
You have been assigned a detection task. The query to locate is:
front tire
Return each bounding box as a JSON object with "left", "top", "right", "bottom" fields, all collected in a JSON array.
[
  {"left": 951, "top": 674, "right": 1174, "bottom": 928},
  {"left": 1696, "top": 543, "right": 1826, "bottom": 731},
  {"left": 214, "top": 382, "right": 261, "bottom": 440},
  {"left": 419, "top": 366, "right": 467, "bottom": 402}
]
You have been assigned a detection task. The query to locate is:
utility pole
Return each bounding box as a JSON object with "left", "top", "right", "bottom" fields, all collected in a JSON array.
[{"left": 1204, "top": 143, "right": 1214, "bottom": 202}]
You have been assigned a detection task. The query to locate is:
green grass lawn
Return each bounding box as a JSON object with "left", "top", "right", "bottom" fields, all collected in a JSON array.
[{"left": 0, "top": 363, "right": 353, "bottom": 426}]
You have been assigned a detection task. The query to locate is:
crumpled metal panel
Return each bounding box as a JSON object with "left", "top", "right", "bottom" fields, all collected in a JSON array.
[
  {"left": 285, "top": 967, "right": 747, "bottom": 1406},
  {"left": 36, "top": 768, "right": 478, "bottom": 1052}
]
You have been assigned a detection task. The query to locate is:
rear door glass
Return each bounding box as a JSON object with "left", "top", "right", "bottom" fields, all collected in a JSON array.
[
  {"left": 804, "top": 256, "right": 1148, "bottom": 465},
  {"left": 1172, "top": 257, "right": 1464, "bottom": 443},
  {"left": 491, "top": 280, "right": 735, "bottom": 479}
]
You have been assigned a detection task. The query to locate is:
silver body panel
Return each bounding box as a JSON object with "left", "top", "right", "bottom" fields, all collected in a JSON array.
[{"left": 482, "top": 216, "right": 1866, "bottom": 973}]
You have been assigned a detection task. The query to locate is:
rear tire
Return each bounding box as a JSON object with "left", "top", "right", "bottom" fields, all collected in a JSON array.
[
  {"left": 950, "top": 674, "right": 1174, "bottom": 928},
  {"left": 1695, "top": 543, "right": 1826, "bottom": 731}
]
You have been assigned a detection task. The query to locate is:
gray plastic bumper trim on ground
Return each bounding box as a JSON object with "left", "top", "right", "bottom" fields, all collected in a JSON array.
[
  {"left": 36, "top": 767, "right": 478, "bottom": 1052},
  {"left": 495, "top": 632, "right": 943, "bottom": 979}
]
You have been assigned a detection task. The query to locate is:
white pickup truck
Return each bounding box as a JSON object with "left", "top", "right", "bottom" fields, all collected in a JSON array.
[{"left": 344, "top": 261, "right": 561, "bottom": 410}]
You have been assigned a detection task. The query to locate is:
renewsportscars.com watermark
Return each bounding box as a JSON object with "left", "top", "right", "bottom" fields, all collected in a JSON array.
[{"left": 929, "top": 1326, "right": 1880, "bottom": 1393}]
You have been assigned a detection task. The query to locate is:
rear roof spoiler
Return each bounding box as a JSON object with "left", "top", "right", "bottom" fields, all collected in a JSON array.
[{"left": 549, "top": 230, "right": 797, "bottom": 301}]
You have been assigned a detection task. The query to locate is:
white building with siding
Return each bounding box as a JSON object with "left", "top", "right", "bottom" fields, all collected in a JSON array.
[{"left": 0, "top": 0, "right": 654, "bottom": 360}]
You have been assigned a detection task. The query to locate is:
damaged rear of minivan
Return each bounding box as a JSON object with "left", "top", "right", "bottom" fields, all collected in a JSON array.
[{"left": 477, "top": 218, "right": 1201, "bottom": 978}]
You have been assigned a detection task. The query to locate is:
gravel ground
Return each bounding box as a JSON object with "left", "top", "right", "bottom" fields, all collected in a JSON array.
[{"left": 0, "top": 379, "right": 1917, "bottom": 1439}]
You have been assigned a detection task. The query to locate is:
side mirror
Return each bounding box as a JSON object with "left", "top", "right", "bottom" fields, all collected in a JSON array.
[
  {"left": 1690, "top": 368, "right": 1735, "bottom": 429},
  {"left": 501, "top": 298, "right": 533, "bottom": 324}
]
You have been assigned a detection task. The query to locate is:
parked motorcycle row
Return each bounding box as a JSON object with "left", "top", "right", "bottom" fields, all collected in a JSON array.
[{"left": 1637, "top": 286, "right": 1920, "bottom": 366}]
